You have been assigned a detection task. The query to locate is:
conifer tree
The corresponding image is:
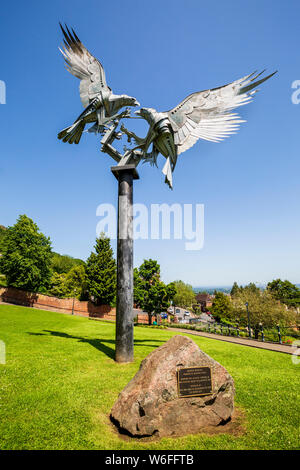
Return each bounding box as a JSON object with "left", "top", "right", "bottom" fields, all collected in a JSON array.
[
  {"left": 85, "top": 233, "right": 116, "bottom": 306},
  {"left": 230, "top": 282, "right": 240, "bottom": 297}
]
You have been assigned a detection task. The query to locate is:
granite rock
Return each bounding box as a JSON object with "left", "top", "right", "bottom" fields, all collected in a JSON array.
[{"left": 110, "top": 335, "right": 235, "bottom": 437}]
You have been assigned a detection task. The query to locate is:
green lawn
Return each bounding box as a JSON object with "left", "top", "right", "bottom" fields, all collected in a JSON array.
[{"left": 0, "top": 304, "right": 299, "bottom": 450}]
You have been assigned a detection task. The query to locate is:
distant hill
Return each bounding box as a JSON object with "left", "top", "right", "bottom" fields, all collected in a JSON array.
[
  {"left": 193, "top": 286, "right": 231, "bottom": 294},
  {"left": 194, "top": 283, "right": 300, "bottom": 294},
  {"left": 50, "top": 252, "right": 85, "bottom": 274}
]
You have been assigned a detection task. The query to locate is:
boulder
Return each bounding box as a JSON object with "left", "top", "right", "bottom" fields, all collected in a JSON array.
[{"left": 110, "top": 335, "right": 235, "bottom": 438}]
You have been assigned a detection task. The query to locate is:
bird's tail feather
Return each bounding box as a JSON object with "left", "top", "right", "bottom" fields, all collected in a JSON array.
[
  {"left": 239, "top": 70, "right": 277, "bottom": 95},
  {"left": 58, "top": 120, "right": 85, "bottom": 144}
]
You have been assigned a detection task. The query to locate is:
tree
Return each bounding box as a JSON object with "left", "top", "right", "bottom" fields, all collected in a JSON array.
[
  {"left": 134, "top": 259, "right": 176, "bottom": 325},
  {"left": 267, "top": 279, "right": 300, "bottom": 308},
  {"left": 85, "top": 233, "right": 116, "bottom": 306},
  {"left": 133, "top": 267, "right": 145, "bottom": 308},
  {"left": 173, "top": 280, "right": 196, "bottom": 308},
  {"left": 0, "top": 215, "right": 52, "bottom": 292},
  {"left": 65, "top": 264, "right": 87, "bottom": 298},
  {"left": 48, "top": 265, "right": 87, "bottom": 299},
  {"left": 231, "top": 289, "right": 296, "bottom": 336},
  {"left": 0, "top": 225, "right": 7, "bottom": 254},
  {"left": 51, "top": 252, "right": 85, "bottom": 275},
  {"left": 210, "top": 292, "right": 232, "bottom": 322},
  {"left": 230, "top": 282, "right": 240, "bottom": 297},
  {"left": 243, "top": 282, "right": 261, "bottom": 295},
  {"left": 48, "top": 272, "right": 68, "bottom": 298}
]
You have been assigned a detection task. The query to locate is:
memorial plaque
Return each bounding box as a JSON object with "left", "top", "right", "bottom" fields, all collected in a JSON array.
[{"left": 177, "top": 366, "right": 212, "bottom": 398}]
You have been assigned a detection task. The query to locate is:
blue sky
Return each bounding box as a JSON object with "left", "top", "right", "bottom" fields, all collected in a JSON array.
[{"left": 0, "top": 0, "right": 299, "bottom": 287}]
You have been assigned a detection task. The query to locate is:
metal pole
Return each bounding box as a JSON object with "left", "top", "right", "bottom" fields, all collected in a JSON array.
[
  {"left": 260, "top": 323, "right": 264, "bottom": 342},
  {"left": 111, "top": 164, "right": 139, "bottom": 363},
  {"left": 277, "top": 324, "right": 282, "bottom": 344},
  {"left": 72, "top": 288, "right": 77, "bottom": 316}
]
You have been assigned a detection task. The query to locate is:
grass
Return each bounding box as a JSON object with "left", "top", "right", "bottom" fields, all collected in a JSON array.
[{"left": 0, "top": 304, "right": 299, "bottom": 450}]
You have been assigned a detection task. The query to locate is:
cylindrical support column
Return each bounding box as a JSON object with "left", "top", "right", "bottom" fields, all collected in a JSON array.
[{"left": 111, "top": 164, "right": 139, "bottom": 363}]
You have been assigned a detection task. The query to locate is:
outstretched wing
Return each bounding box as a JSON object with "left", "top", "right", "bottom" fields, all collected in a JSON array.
[
  {"left": 167, "top": 70, "right": 277, "bottom": 155},
  {"left": 59, "top": 24, "right": 110, "bottom": 108}
]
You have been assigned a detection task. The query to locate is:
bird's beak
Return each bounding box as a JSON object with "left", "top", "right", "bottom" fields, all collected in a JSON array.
[
  {"left": 134, "top": 100, "right": 140, "bottom": 107},
  {"left": 134, "top": 110, "right": 141, "bottom": 115}
]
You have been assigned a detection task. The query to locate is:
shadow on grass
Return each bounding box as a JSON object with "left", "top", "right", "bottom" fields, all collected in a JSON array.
[{"left": 28, "top": 330, "right": 165, "bottom": 360}]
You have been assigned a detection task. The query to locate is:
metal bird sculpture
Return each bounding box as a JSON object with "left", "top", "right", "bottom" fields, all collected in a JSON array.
[
  {"left": 121, "top": 70, "right": 277, "bottom": 188},
  {"left": 58, "top": 24, "right": 139, "bottom": 144}
]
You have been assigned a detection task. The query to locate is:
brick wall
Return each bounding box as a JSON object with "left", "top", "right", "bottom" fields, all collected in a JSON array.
[
  {"left": 135, "top": 313, "right": 172, "bottom": 325},
  {"left": 0, "top": 287, "right": 173, "bottom": 324},
  {"left": 136, "top": 313, "right": 150, "bottom": 324},
  {"left": 0, "top": 287, "right": 116, "bottom": 320}
]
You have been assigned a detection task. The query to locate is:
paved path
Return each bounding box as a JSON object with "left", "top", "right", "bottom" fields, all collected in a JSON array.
[
  {"left": 1, "top": 300, "right": 297, "bottom": 355},
  {"left": 167, "top": 328, "right": 298, "bottom": 355}
]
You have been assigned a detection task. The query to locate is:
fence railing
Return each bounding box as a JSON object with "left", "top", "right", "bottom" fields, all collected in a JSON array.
[{"left": 172, "top": 319, "right": 300, "bottom": 345}]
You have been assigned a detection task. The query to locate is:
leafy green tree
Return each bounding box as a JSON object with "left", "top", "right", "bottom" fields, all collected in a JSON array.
[
  {"left": 0, "top": 226, "right": 7, "bottom": 283},
  {"left": 232, "top": 289, "right": 296, "bottom": 336},
  {"left": 0, "top": 225, "right": 7, "bottom": 254},
  {"left": 134, "top": 259, "right": 176, "bottom": 325},
  {"left": 65, "top": 264, "right": 87, "bottom": 298},
  {"left": 51, "top": 252, "right": 85, "bottom": 275},
  {"left": 134, "top": 259, "right": 160, "bottom": 312},
  {"left": 173, "top": 280, "right": 196, "bottom": 308},
  {"left": 85, "top": 234, "right": 116, "bottom": 306},
  {"left": 243, "top": 282, "right": 261, "bottom": 295},
  {"left": 0, "top": 215, "right": 52, "bottom": 291},
  {"left": 210, "top": 292, "right": 232, "bottom": 322},
  {"left": 133, "top": 267, "right": 144, "bottom": 307},
  {"left": 267, "top": 279, "right": 300, "bottom": 308},
  {"left": 48, "top": 272, "right": 68, "bottom": 298},
  {"left": 48, "top": 265, "right": 87, "bottom": 299}
]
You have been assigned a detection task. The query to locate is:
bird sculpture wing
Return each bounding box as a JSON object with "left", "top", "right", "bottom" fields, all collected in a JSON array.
[
  {"left": 167, "top": 70, "right": 276, "bottom": 155},
  {"left": 59, "top": 24, "right": 110, "bottom": 108}
]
